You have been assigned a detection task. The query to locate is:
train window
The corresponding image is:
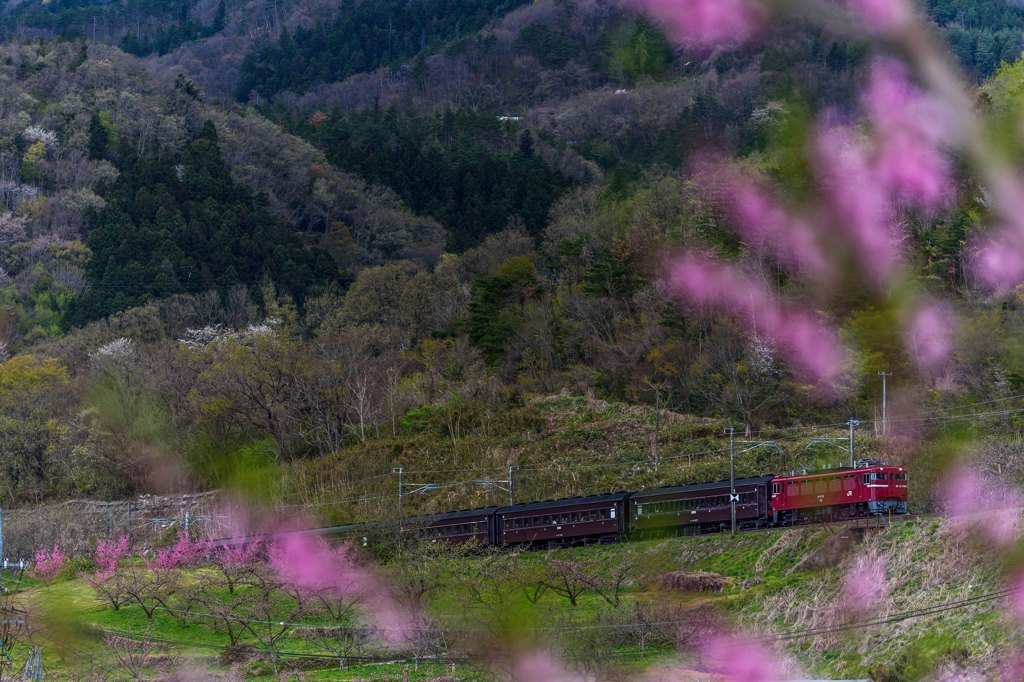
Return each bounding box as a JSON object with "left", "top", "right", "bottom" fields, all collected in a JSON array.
[
  {"left": 543, "top": 516, "right": 550, "bottom": 525},
  {"left": 570, "top": 513, "right": 578, "bottom": 523},
  {"left": 600, "top": 509, "right": 608, "bottom": 519},
  {"left": 772, "top": 483, "right": 781, "bottom": 494},
  {"left": 863, "top": 474, "right": 869, "bottom": 484},
  {"left": 895, "top": 473, "right": 908, "bottom": 481}
]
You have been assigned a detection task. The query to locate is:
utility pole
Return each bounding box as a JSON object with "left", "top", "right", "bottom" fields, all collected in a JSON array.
[
  {"left": 878, "top": 371, "right": 892, "bottom": 435},
  {"left": 725, "top": 427, "right": 737, "bottom": 535},
  {"left": 848, "top": 419, "right": 859, "bottom": 468},
  {"left": 508, "top": 463, "right": 515, "bottom": 506}
]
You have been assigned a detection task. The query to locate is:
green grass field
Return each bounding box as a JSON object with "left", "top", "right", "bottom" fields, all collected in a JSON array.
[{"left": 11, "top": 517, "right": 1016, "bottom": 680}]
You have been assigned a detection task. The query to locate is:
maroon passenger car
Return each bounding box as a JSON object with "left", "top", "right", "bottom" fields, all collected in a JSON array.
[
  {"left": 403, "top": 507, "right": 499, "bottom": 544},
  {"left": 496, "top": 493, "right": 628, "bottom": 547}
]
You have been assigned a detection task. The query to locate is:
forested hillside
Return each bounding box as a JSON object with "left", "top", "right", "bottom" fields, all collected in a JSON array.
[{"left": 0, "top": 0, "right": 1017, "bottom": 510}]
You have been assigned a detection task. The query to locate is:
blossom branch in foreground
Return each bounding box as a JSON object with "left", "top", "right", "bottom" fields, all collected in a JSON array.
[
  {"left": 705, "top": 163, "right": 830, "bottom": 283},
  {"left": 665, "top": 255, "right": 846, "bottom": 386},
  {"left": 268, "top": 532, "right": 413, "bottom": 644},
  {"left": 813, "top": 125, "right": 904, "bottom": 286},
  {"left": 841, "top": 552, "right": 888, "bottom": 618},
  {"left": 862, "top": 58, "right": 953, "bottom": 211},
  {"left": 626, "top": 0, "right": 765, "bottom": 47},
  {"left": 844, "top": 0, "right": 912, "bottom": 36},
  {"left": 904, "top": 299, "right": 955, "bottom": 373},
  {"left": 699, "top": 632, "right": 795, "bottom": 682},
  {"left": 938, "top": 464, "right": 1021, "bottom": 547}
]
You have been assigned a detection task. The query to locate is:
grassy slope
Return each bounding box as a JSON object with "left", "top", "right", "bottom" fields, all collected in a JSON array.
[
  {"left": 280, "top": 395, "right": 889, "bottom": 526},
  {"left": 22, "top": 516, "right": 1015, "bottom": 680}
]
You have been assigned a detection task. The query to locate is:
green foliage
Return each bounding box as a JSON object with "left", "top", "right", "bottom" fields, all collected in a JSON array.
[
  {"left": 292, "top": 108, "right": 574, "bottom": 250},
  {"left": 73, "top": 121, "right": 338, "bottom": 322},
  {"left": 513, "top": 21, "right": 583, "bottom": 69},
  {"left": 465, "top": 256, "right": 537, "bottom": 361},
  {"left": 236, "top": 0, "right": 532, "bottom": 101},
  {"left": 927, "top": 0, "right": 1024, "bottom": 79},
  {"left": 609, "top": 18, "right": 673, "bottom": 83}
]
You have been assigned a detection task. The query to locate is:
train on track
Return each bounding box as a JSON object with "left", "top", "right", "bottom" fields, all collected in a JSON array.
[{"left": 319, "top": 459, "right": 909, "bottom": 548}]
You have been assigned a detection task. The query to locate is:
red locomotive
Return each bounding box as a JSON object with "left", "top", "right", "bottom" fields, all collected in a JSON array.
[{"left": 771, "top": 461, "right": 909, "bottom": 525}]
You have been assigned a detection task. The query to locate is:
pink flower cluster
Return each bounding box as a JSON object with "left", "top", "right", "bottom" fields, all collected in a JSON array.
[
  {"left": 863, "top": 59, "right": 953, "bottom": 211},
  {"left": 626, "top": 0, "right": 765, "bottom": 47},
  {"left": 29, "top": 544, "right": 66, "bottom": 585},
  {"left": 707, "top": 162, "right": 829, "bottom": 283},
  {"left": 841, "top": 552, "right": 888, "bottom": 617},
  {"left": 665, "top": 58, "right": 958, "bottom": 382},
  {"left": 216, "top": 537, "right": 263, "bottom": 570},
  {"left": 845, "top": 0, "right": 912, "bottom": 35},
  {"left": 268, "top": 533, "right": 412, "bottom": 643},
  {"left": 666, "top": 255, "right": 846, "bottom": 386},
  {"left": 699, "top": 633, "right": 792, "bottom": 682},
  {"left": 143, "top": 530, "right": 212, "bottom": 573},
  {"left": 939, "top": 464, "right": 1022, "bottom": 547},
  {"left": 93, "top": 535, "right": 130, "bottom": 582},
  {"left": 904, "top": 300, "right": 955, "bottom": 373},
  {"left": 973, "top": 177, "right": 1024, "bottom": 292}
]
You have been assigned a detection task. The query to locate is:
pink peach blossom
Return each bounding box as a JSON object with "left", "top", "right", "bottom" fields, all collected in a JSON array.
[
  {"left": 268, "top": 532, "right": 413, "bottom": 643},
  {"left": 722, "top": 170, "right": 830, "bottom": 281},
  {"left": 93, "top": 535, "right": 129, "bottom": 582},
  {"left": 30, "top": 544, "right": 65, "bottom": 585},
  {"left": 939, "top": 464, "right": 1022, "bottom": 547},
  {"left": 863, "top": 59, "right": 953, "bottom": 209},
  {"left": 666, "top": 255, "right": 846, "bottom": 385},
  {"left": 905, "top": 300, "right": 955, "bottom": 372},
  {"left": 841, "top": 552, "right": 888, "bottom": 617},
  {"left": 700, "top": 633, "right": 791, "bottom": 682},
  {"left": 845, "top": 0, "right": 912, "bottom": 34},
  {"left": 627, "top": 0, "right": 765, "bottom": 47},
  {"left": 813, "top": 125, "right": 903, "bottom": 285}
]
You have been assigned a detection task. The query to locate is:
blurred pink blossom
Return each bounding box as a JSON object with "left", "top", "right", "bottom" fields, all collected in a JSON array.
[
  {"left": 29, "top": 544, "right": 65, "bottom": 585},
  {"left": 1000, "top": 649, "right": 1024, "bottom": 680},
  {"left": 93, "top": 535, "right": 129, "bottom": 582},
  {"left": 1007, "top": 571, "right": 1024, "bottom": 622},
  {"left": 841, "top": 552, "right": 888, "bottom": 617},
  {"left": 700, "top": 633, "right": 791, "bottom": 682},
  {"left": 974, "top": 234, "right": 1024, "bottom": 292},
  {"left": 845, "top": 0, "right": 911, "bottom": 34},
  {"left": 813, "top": 125, "right": 902, "bottom": 286},
  {"left": 627, "top": 0, "right": 764, "bottom": 47},
  {"left": 719, "top": 170, "right": 830, "bottom": 281},
  {"left": 666, "top": 254, "right": 846, "bottom": 385},
  {"left": 905, "top": 300, "right": 955, "bottom": 372},
  {"left": 939, "top": 464, "right": 1022, "bottom": 547},
  {"left": 863, "top": 59, "right": 952, "bottom": 210},
  {"left": 268, "top": 532, "right": 412, "bottom": 643},
  {"left": 971, "top": 176, "right": 1024, "bottom": 291}
]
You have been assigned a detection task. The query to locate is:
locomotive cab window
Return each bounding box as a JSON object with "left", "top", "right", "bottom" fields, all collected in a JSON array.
[{"left": 772, "top": 483, "right": 781, "bottom": 494}]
